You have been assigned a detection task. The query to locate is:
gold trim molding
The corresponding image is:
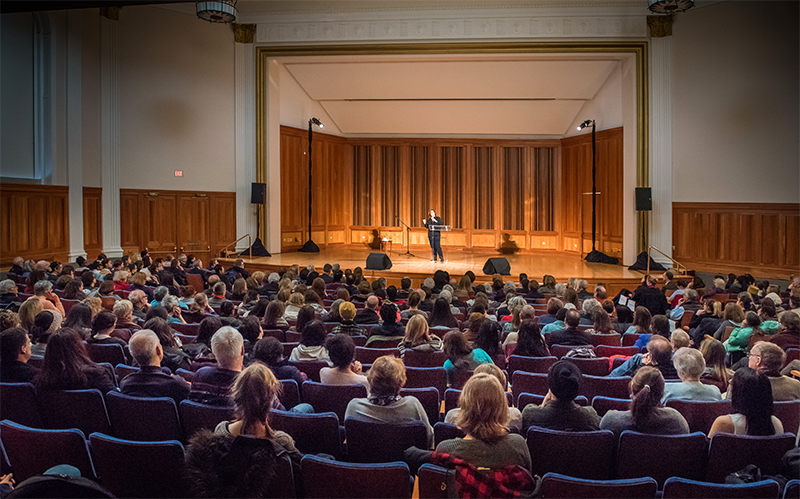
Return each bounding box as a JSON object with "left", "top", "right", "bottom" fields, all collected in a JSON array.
[
  {"left": 647, "top": 15, "right": 674, "bottom": 38},
  {"left": 100, "top": 6, "right": 121, "bottom": 21},
  {"left": 255, "top": 41, "right": 650, "bottom": 253},
  {"left": 232, "top": 23, "right": 257, "bottom": 44}
]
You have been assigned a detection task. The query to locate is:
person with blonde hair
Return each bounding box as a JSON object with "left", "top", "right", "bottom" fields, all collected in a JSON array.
[
  {"left": 282, "top": 292, "right": 304, "bottom": 321},
  {"left": 331, "top": 301, "right": 363, "bottom": 336},
  {"left": 112, "top": 271, "right": 131, "bottom": 292},
  {"left": 190, "top": 292, "right": 214, "bottom": 315},
  {"left": 436, "top": 373, "right": 531, "bottom": 471},
  {"left": 17, "top": 298, "right": 43, "bottom": 332},
  {"left": 399, "top": 314, "right": 443, "bottom": 358},
  {"left": 699, "top": 337, "right": 734, "bottom": 393},
  {"left": 345, "top": 355, "right": 433, "bottom": 447},
  {"left": 445, "top": 364, "right": 522, "bottom": 432},
  {"left": 81, "top": 296, "right": 103, "bottom": 317}
]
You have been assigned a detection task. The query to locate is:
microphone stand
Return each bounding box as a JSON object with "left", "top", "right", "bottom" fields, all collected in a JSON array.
[{"left": 396, "top": 216, "right": 415, "bottom": 257}]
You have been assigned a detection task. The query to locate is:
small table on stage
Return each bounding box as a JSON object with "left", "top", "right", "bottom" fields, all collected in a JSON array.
[{"left": 431, "top": 225, "right": 451, "bottom": 262}]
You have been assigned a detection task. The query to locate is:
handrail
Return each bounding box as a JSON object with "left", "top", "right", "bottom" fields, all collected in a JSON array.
[
  {"left": 647, "top": 246, "right": 690, "bottom": 275},
  {"left": 145, "top": 246, "right": 177, "bottom": 255},
  {"left": 218, "top": 234, "right": 252, "bottom": 258}
]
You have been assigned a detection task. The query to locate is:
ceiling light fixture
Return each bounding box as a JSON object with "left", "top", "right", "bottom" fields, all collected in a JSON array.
[
  {"left": 648, "top": 0, "right": 694, "bottom": 14},
  {"left": 196, "top": 1, "right": 237, "bottom": 23}
]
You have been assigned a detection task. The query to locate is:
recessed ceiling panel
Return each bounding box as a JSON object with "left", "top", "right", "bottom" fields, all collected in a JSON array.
[{"left": 320, "top": 99, "right": 585, "bottom": 135}]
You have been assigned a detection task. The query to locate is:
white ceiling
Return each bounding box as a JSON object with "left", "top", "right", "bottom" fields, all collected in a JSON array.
[{"left": 283, "top": 56, "right": 620, "bottom": 136}]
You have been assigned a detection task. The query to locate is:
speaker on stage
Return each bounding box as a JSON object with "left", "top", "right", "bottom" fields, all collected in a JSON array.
[
  {"left": 366, "top": 253, "right": 392, "bottom": 270},
  {"left": 251, "top": 183, "right": 266, "bottom": 205},
  {"left": 483, "top": 257, "right": 511, "bottom": 276},
  {"left": 635, "top": 187, "right": 652, "bottom": 211}
]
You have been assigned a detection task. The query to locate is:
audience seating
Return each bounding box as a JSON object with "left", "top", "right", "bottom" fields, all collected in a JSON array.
[
  {"left": 289, "top": 360, "right": 328, "bottom": 382},
  {"left": 526, "top": 426, "right": 615, "bottom": 480},
  {"left": 302, "top": 381, "right": 367, "bottom": 423},
  {"left": 344, "top": 418, "right": 428, "bottom": 464},
  {"left": 175, "top": 368, "right": 195, "bottom": 383},
  {"left": 541, "top": 472, "right": 658, "bottom": 499},
  {"left": 433, "top": 422, "right": 465, "bottom": 446},
  {"left": 354, "top": 346, "right": 400, "bottom": 364},
  {"left": 616, "top": 431, "right": 708, "bottom": 487},
  {"left": 285, "top": 330, "right": 302, "bottom": 342},
  {"left": 364, "top": 338, "right": 403, "bottom": 348},
  {"left": 590, "top": 334, "right": 622, "bottom": 347},
  {"left": 282, "top": 342, "right": 299, "bottom": 358},
  {"left": 664, "top": 399, "right": 732, "bottom": 434},
  {"left": 185, "top": 273, "right": 204, "bottom": 293},
  {"left": 784, "top": 480, "right": 800, "bottom": 499},
  {"left": 85, "top": 343, "right": 127, "bottom": 367},
  {"left": 580, "top": 375, "right": 632, "bottom": 400},
  {"left": 622, "top": 333, "right": 640, "bottom": 347},
  {"left": 174, "top": 332, "right": 196, "bottom": 345},
  {"left": 595, "top": 345, "right": 640, "bottom": 358},
  {"left": 662, "top": 477, "right": 781, "bottom": 499},
  {"left": 507, "top": 355, "right": 557, "bottom": 378},
  {"left": 417, "top": 463, "right": 450, "bottom": 499},
  {"left": 400, "top": 387, "right": 440, "bottom": 426},
  {"left": 61, "top": 298, "right": 79, "bottom": 314},
  {"left": 100, "top": 297, "right": 117, "bottom": 311},
  {"left": 0, "top": 383, "right": 43, "bottom": 428},
  {"left": 269, "top": 409, "right": 343, "bottom": 460},
  {"left": 114, "top": 363, "right": 139, "bottom": 381},
  {"left": 591, "top": 396, "right": 630, "bottom": 417},
  {"left": 550, "top": 344, "right": 594, "bottom": 359},
  {"left": 773, "top": 400, "right": 800, "bottom": 435},
  {"left": 402, "top": 349, "right": 447, "bottom": 368},
  {"left": 680, "top": 310, "right": 695, "bottom": 329},
  {"left": 301, "top": 454, "right": 412, "bottom": 499},
  {"left": 111, "top": 328, "right": 133, "bottom": 342},
  {"left": 785, "top": 348, "right": 800, "bottom": 367},
  {"left": 705, "top": 433, "right": 796, "bottom": 483},
  {"left": 263, "top": 329, "right": 287, "bottom": 342},
  {"left": 404, "top": 366, "right": 447, "bottom": 396},
  {"left": 89, "top": 432, "right": 189, "bottom": 498},
  {"left": 178, "top": 400, "right": 233, "bottom": 441},
  {"left": 37, "top": 388, "right": 112, "bottom": 437},
  {"left": 105, "top": 391, "right": 182, "bottom": 442},
  {"left": 511, "top": 371, "right": 549, "bottom": 402},
  {"left": 279, "top": 378, "right": 301, "bottom": 409},
  {"left": 517, "top": 393, "right": 588, "bottom": 410},
  {"left": 562, "top": 357, "right": 611, "bottom": 376},
  {"left": 0, "top": 421, "right": 95, "bottom": 481}
]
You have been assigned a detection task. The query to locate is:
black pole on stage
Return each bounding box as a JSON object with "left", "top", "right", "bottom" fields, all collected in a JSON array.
[
  {"left": 300, "top": 118, "right": 322, "bottom": 252},
  {"left": 581, "top": 119, "right": 618, "bottom": 265}
]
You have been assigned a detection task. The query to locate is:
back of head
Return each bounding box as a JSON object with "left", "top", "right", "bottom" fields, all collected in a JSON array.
[
  {"left": 730, "top": 367, "right": 775, "bottom": 436},
  {"left": 651, "top": 315, "right": 670, "bottom": 338},
  {"left": 672, "top": 347, "right": 705, "bottom": 380},
  {"left": 456, "top": 373, "right": 508, "bottom": 442},
  {"left": 38, "top": 328, "right": 91, "bottom": 389},
  {"left": 231, "top": 362, "right": 280, "bottom": 436},
  {"left": 752, "top": 341, "right": 785, "bottom": 373},
  {"left": 211, "top": 327, "right": 244, "bottom": 369},
  {"left": 646, "top": 337, "right": 673, "bottom": 367},
  {"left": 443, "top": 330, "right": 471, "bottom": 363},
  {"left": 325, "top": 334, "right": 355, "bottom": 368},
  {"left": 404, "top": 314, "right": 429, "bottom": 345},
  {"left": 671, "top": 329, "right": 690, "bottom": 350},
  {"left": 251, "top": 336, "right": 283, "bottom": 366},
  {"left": 474, "top": 362, "right": 506, "bottom": 387},
  {"left": 339, "top": 301, "right": 356, "bottom": 321},
  {"left": 238, "top": 316, "right": 262, "bottom": 343},
  {"left": 91, "top": 310, "right": 117, "bottom": 336},
  {"left": 547, "top": 298, "right": 563, "bottom": 316},
  {"left": 548, "top": 360, "right": 582, "bottom": 401},
  {"left": 367, "top": 355, "right": 406, "bottom": 397},
  {"left": 295, "top": 305, "right": 316, "bottom": 332},
  {"left": 365, "top": 295, "right": 379, "bottom": 310},
  {"left": 129, "top": 329, "right": 160, "bottom": 366},
  {"left": 633, "top": 306, "right": 652, "bottom": 329},
  {"left": 380, "top": 303, "right": 397, "bottom": 325},
  {"left": 629, "top": 366, "right": 665, "bottom": 427},
  {"left": 30, "top": 310, "right": 61, "bottom": 343},
  {"left": 744, "top": 311, "right": 761, "bottom": 329},
  {"left": 300, "top": 321, "right": 326, "bottom": 347},
  {"left": 564, "top": 310, "right": 580, "bottom": 328},
  {"left": 780, "top": 310, "right": 800, "bottom": 331},
  {"left": 0, "top": 327, "right": 28, "bottom": 364}
]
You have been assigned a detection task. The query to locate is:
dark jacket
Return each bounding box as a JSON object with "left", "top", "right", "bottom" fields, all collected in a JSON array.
[
  {"left": 547, "top": 327, "right": 593, "bottom": 348},
  {"left": 120, "top": 365, "right": 190, "bottom": 403},
  {"left": 188, "top": 366, "right": 238, "bottom": 405},
  {"left": 354, "top": 308, "right": 380, "bottom": 324},
  {"left": 632, "top": 286, "right": 669, "bottom": 317},
  {"left": 0, "top": 360, "right": 39, "bottom": 383}
]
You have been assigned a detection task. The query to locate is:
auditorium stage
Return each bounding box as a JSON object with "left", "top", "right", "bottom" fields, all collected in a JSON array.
[{"left": 221, "top": 248, "right": 646, "bottom": 296}]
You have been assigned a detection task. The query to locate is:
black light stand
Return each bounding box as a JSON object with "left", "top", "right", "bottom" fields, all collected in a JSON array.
[
  {"left": 395, "top": 215, "right": 415, "bottom": 257},
  {"left": 299, "top": 117, "right": 323, "bottom": 252},
  {"left": 580, "top": 119, "right": 619, "bottom": 265}
]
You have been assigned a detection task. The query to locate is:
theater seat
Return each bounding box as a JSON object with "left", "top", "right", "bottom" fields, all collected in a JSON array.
[
  {"left": 301, "top": 454, "right": 412, "bottom": 499},
  {"left": 541, "top": 472, "right": 657, "bottom": 499},
  {"left": 178, "top": 400, "right": 233, "bottom": 441},
  {"left": 527, "top": 426, "right": 615, "bottom": 480},
  {"left": 0, "top": 421, "right": 95, "bottom": 481},
  {"left": 616, "top": 431, "right": 708, "bottom": 488},
  {"left": 706, "top": 433, "right": 796, "bottom": 483},
  {"left": 662, "top": 477, "right": 780, "bottom": 498},
  {"left": 302, "top": 381, "right": 367, "bottom": 423},
  {"left": 344, "top": 418, "right": 428, "bottom": 463},
  {"left": 105, "top": 391, "right": 181, "bottom": 442},
  {"left": 269, "top": 409, "right": 343, "bottom": 460},
  {"left": 37, "top": 388, "right": 112, "bottom": 437}
]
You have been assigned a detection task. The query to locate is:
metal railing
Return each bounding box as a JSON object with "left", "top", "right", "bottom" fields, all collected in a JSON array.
[
  {"left": 647, "top": 246, "right": 690, "bottom": 276},
  {"left": 218, "top": 234, "right": 252, "bottom": 258}
]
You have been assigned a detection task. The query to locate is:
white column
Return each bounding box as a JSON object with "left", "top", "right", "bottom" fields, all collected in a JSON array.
[
  {"left": 265, "top": 59, "right": 282, "bottom": 253},
  {"left": 66, "top": 11, "right": 85, "bottom": 261},
  {"left": 648, "top": 36, "right": 673, "bottom": 267},
  {"left": 100, "top": 15, "right": 123, "bottom": 257},
  {"left": 234, "top": 41, "right": 257, "bottom": 253}
]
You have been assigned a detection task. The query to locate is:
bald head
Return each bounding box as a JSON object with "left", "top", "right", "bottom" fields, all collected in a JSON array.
[
  {"left": 129, "top": 329, "right": 162, "bottom": 367},
  {"left": 646, "top": 337, "right": 673, "bottom": 368},
  {"left": 366, "top": 295, "right": 379, "bottom": 310}
]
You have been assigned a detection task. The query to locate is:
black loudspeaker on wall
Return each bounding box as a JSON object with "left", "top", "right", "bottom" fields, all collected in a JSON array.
[
  {"left": 635, "top": 187, "right": 652, "bottom": 211},
  {"left": 483, "top": 257, "right": 511, "bottom": 276},
  {"left": 366, "top": 253, "right": 392, "bottom": 271},
  {"left": 251, "top": 183, "right": 266, "bottom": 205}
]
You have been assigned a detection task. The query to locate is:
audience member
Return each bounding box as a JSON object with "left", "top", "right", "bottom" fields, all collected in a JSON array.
[
  {"left": 521, "top": 360, "right": 601, "bottom": 432},
  {"left": 398, "top": 314, "right": 443, "bottom": 358},
  {"left": 625, "top": 306, "right": 652, "bottom": 336},
  {"left": 611, "top": 336, "right": 678, "bottom": 379},
  {"left": 263, "top": 301, "right": 289, "bottom": 331},
  {"left": 320, "top": 334, "right": 369, "bottom": 390},
  {"left": 0, "top": 327, "right": 39, "bottom": 383},
  {"left": 443, "top": 330, "right": 494, "bottom": 387},
  {"left": 35, "top": 328, "right": 116, "bottom": 393},
  {"left": 146, "top": 317, "right": 191, "bottom": 372},
  {"left": 769, "top": 312, "right": 800, "bottom": 351},
  {"left": 508, "top": 319, "right": 549, "bottom": 358},
  {"left": 331, "top": 302, "right": 363, "bottom": 336},
  {"left": 443, "top": 363, "right": 521, "bottom": 432},
  {"left": 747, "top": 341, "right": 800, "bottom": 401},
  {"left": 112, "top": 300, "right": 141, "bottom": 331},
  {"left": 367, "top": 303, "right": 405, "bottom": 346},
  {"left": 354, "top": 296, "right": 380, "bottom": 324},
  {"left": 189, "top": 327, "right": 245, "bottom": 405},
  {"left": 288, "top": 321, "right": 331, "bottom": 365},
  {"left": 428, "top": 297, "right": 459, "bottom": 328},
  {"left": 547, "top": 310, "right": 592, "bottom": 348},
  {"left": 709, "top": 368, "right": 784, "bottom": 437},
  {"left": 30, "top": 280, "right": 65, "bottom": 317},
  {"left": 121, "top": 330, "right": 190, "bottom": 403},
  {"left": 249, "top": 336, "right": 305, "bottom": 389},
  {"left": 88, "top": 310, "right": 126, "bottom": 347},
  {"left": 29, "top": 310, "right": 62, "bottom": 356},
  {"left": 475, "top": 320, "right": 504, "bottom": 366},
  {"left": 699, "top": 337, "right": 733, "bottom": 393},
  {"left": 663, "top": 347, "right": 722, "bottom": 402}
]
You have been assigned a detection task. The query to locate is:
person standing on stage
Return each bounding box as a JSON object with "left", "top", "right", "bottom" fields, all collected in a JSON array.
[{"left": 423, "top": 209, "right": 445, "bottom": 263}]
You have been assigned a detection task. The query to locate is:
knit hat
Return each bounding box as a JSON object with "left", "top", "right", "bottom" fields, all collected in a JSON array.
[{"left": 747, "top": 285, "right": 760, "bottom": 295}]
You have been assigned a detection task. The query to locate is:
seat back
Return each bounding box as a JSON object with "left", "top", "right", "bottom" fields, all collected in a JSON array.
[
  {"left": 581, "top": 375, "right": 632, "bottom": 400},
  {"left": 105, "top": 391, "right": 181, "bottom": 441},
  {"left": 400, "top": 387, "right": 440, "bottom": 426},
  {"left": 662, "top": 477, "right": 781, "bottom": 499},
  {"left": 0, "top": 421, "right": 95, "bottom": 481},
  {"left": 511, "top": 371, "right": 549, "bottom": 402},
  {"left": 507, "top": 355, "right": 557, "bottom": 378},
  {"left": 773, "top": 400, "right": 800, "bottom": 435},
  {"left": 279, "top": 378, "right": 301, "bottom": 409},
  {"left": 89, "top": 432, "right": 188, "bottom": 498},
  {"left": 518, "top": 393, "right": 588, "bottom": 410},
  {"left": 785, "top": 348, "right": 800, "bottom": 367},
  {"left": 402, "top": 349, "right": 447, "bottom": 368},
  {"left": 706, "top": 433, "right": 796, "bottom": 483},
  {"left": 622, "top": 333, "right": 641, "bottom": 346},
  {"left": 288, "top": 360, "right": 328, "bottom": 382},
  {"left": 550, "top": 344, "right": 593, "bottom": 359},
  {"left": 37, "top": 388, "right": 112, "bottom": 436},
  {"left": 172, "top": 322, "right": 200, "bottom": 336},
  {"left": 185, "top": 273, "right": 204, "bottom": 292},
  {"left": 591, "top": 396, "right": 631, "bottom": 417},
  {"left": 596, "top": 345, "right": 641, "bottom": 358},
  {"left": 0, "top": 382, "right": 43, "bottom": 428},
  {"left": 664, "top": 399, "right": 732, "bottom": 434},
  {"left": 404, "top": 366, "right": 447, "bottom": 396},
  {"left": 344, "top": 418, "right": 428, "bottom": 464},
  {"left": 302, "top": 381, "right": 367, "bottom": 423},
  {"left": 617, "top": 431, "right": 708, "bottom": 487},
  {"left": 178, "top": 400, "right": 233, "bottom": 441},
  {"left": 301, "top": 454, "right": 412, "bottom": 499},
  {"left": 114, "top": 363, "right": 139, "bottom": 382},
  {"left": 269, "top": 409, "right": 343, "bottom": 460},
  {"left": 263, "top": 329, "right": 287, "bottom": 342},
  {"left": 541, "top": 472, "right": 657, "bottom": 499},
  {"left": 433, "top": 422, "right": 465, "bottom": 447},
  {"left": 85, "top": 343, "right": 127, "bottom": 366},
  {"left": 365, "top": 338, "right": 404, "bottom": 349},
  {"left": 527, "top": 426, "right": 615, "bottom": 480},
  {"left": 563, "top": 357, "right": 611, "bottom": 376},
  {"left": 418, "top": 463, "right": 450, "bottom": 499},
  {"left": 590, "top": 334, "right": 622, "bottom": 347},
  {"left": 784, "top": 479, "right": 800, "bottom": 499},
  {"left": 285, "top": 330, "right": 302, "bottom": 342},
  {"left": 354, "top": 346, "right": 400, "bottom": 364}
]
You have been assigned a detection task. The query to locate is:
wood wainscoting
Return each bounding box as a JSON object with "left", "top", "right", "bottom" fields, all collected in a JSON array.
[
  {"left": 0, "top": 183, "right": 70, "bottom": 265},
  {"left": 83, "top": 187, "right": 103, "bottom": 259},
  {"left": 120, "top": 189, "right": 236, "bottom": 265},
  {"left": 673, "top": 202, "right": 800, "bottom": 276}
]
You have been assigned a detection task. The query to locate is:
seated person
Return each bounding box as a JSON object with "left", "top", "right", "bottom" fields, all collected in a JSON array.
[
  {"left": 189, "top": 327, "right": 244, "bottom": 405},
  {"left": 345, "top": 355, "right": 433, "bottom": 447},
  {"left": 320, "top": 334, "right": 369, "bottom": 391},
  {"left": 399, "top": 314, "right": 443, "bottom": 358},
  {"left": 354, "top": 296, "right": 381, "bottom": 324},
  {"left": 443, "top": 330, "right": 494, "bottom": 387},
  {"left": 610, "top": 336, "right": 679, "bottom": 380},
  {"left": 87, "top": 310, "right": 126, "bottom": 347},
  {"left": 35, "top": 328, "right": 116, "bottom": 393},
  {"left": 746, "top": 341, "right": 800, "bottom": 401},
  {"left": 112, "top": 299, "right": 142, "bottom": 331},
  {"left": 0, "top": 327, "right": 39, "bottom": 383},
  {"left": 249, "top": 337, "right": 305, "bottom": 388},
  {"left": 662, "top": 347, "right": 722, "bottom": 402},
  {"left": 331, "top": 302, "right": 364, "bottom": 336},
  {"left": 366, "top": 304, "right": 405, "bottom": 346},
  {"left": 521, "top": 360, "right": 601, "bottom": 432},
  {"left": 506, "top": 319, "right": 550, "bottom": 358},
  {"left": 445, "top": 363, "right": 522, "bottom": 433},
  {"left": 600, "top": 367, "right": 689, "bottom": 438},
  {"left": 121, "top": 329, "right": 190, "bottom": 403},
  {"left": 709, "top": 367, "right": 784, "bottom": 437},
  {"left": 547, "top": 310, "right": 592, "bottom": 348},
  {"left": 288, "top": 321, "right": 331, "bottom": 365}
]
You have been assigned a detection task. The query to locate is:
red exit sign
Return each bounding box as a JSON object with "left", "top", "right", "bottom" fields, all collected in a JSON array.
[{"left": 174, "top": 170, "right": 183, "bottom": 177}]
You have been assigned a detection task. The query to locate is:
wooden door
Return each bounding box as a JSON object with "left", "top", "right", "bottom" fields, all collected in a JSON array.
[
  {"left": 143, "top": 194, "right": 178, "bottom": 258},
  {"left": 178, "top": 194, "right": 211, "bottom": 264}
]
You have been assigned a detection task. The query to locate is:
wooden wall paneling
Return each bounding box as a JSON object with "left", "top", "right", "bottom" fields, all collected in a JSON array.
[
  {"left": 783, "top": 213, "right": 800, "bottom": 269},
  {"left": 142, "top": 193, "right": 178, "bottom": 256},
  {"left": 440, "top": 145, "right": 465, "bottom": 229},
  {"left": 501, "top": 147, "right": 525, "bottom": 231},
  {"left": 210, "top": 193, "right": 237, "bottom": 258},
  {"left": 82, "top": 187, "right": 103, "bottom": 258},
  {"left": 119, "top": 191, "right": 141, "bottom": 255},
  {"left": 380, "top": 145, "right": 401, "bottom": 227},
  {"left": 326, "top": 140, "right": 348, "bottom": 236},
  {"left": 352, "top": 145, "right": 372, "bottom": 226},
  {"left": 474, "top": 146, "right": 494, "bottom": 230},
  {"left": 280, "top": 128, "right": 306, "bottom": 250},
  {"left": 177, "top": 194, "right": 211, "bottom": 263},
  {"left": 0, "top": 184, "right": 70, "bottom": 264}
]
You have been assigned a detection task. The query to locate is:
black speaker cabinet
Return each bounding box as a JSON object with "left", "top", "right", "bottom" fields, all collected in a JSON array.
[
  {"left": 635, "top": 187, "right": 652, "bottom": 211},
  {"left": 251, "top": 183, "right": 266, "bottom": 204},
  {"left": 483, "top": 257, "right": 511, "bottom": 275},
  {"left": 366, "top": 253, "right": 392, "bottom": 270}
]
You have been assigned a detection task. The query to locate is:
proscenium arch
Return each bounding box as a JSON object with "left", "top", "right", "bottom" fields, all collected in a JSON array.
[{"left": 255, "top": 41, "right": 649, "bottom": 256}]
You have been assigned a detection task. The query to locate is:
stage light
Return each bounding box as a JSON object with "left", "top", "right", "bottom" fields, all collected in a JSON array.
[
  {"left": 309, "top": 117, "right": 323, "bottom": 128},
  {"left": 577, "top": 119, "right": 593, "bottom": 131}
]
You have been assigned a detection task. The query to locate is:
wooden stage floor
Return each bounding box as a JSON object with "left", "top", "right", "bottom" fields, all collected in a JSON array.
[{"left": 224, "top": 248, "right": 645, "bottom": 296}]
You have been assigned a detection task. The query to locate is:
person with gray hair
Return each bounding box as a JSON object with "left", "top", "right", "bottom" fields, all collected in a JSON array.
[
  {"left": 0, "top": 279, "right": 20, "bottom": 309},
  {"left": 438, "top": 289, "right": 460, "bottom": 314},
  {"left": 580, "top": 298, "right": 602, "bottom": 325},
  {"left": 31, "top": 280, "right": 65, "bottom": 317},
  {"left": 662, "top": 347, "right": 722, "bottom": 402},
  {"left": 748, "top": 341, "right": 800, "bottom": 401},
  {"left": 113, "top": 299, "right": 141, "bottom": 331},
  {"left": 161, "top": 295, "right": 186, "bottom": 324},
  {"left": 188, "top": 327, "right": 244, "bottom": 405},
  {"left": 670, "top": 288, "right": 702, "bottom": 321},
  {"left": 152, "top": 286, "right": 169, "bottom": 305},
  {"left": 121, "top": 329, "right": 190, "bottom": 403},
  {"left": 128, "top": 289, "right": 149, "bottom": 320}
]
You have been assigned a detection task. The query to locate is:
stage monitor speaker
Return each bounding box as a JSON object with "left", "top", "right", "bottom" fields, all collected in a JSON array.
[
  {"left": 251, "top": 183, "right": 266, "bottom": 205},
  {"left": 483, "top": 257, "right": 511, "bottom": 276},
  {"left": 366, "top": 252, "right": 392, "bottom": 270},
  {"left": 635, "top": 187, "right": 652, "bottom": 211}
]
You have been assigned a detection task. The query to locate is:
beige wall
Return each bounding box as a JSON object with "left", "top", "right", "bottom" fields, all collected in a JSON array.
[
  {"left": 279, "top": 64, "right": 341, "bottom": 135},
  {"left": 118, "top": 6, "right": 236, "bottom": 191},
  {"left": 564, "top": 62, "right": 623, "bottom": 137},
  {"left": 672, "top": 1, "right": 799, "bottom": 203},
  {"left": 81, "top": 9, "right": 102, "bottom": 188}
]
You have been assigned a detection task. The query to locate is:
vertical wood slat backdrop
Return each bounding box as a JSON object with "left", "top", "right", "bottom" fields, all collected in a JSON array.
[
  {"left": 0, "top": 184, "right": 70, "bottom": 264},
  {"left": 673, "top": 202, "right": 800, "bottom": 275}
]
